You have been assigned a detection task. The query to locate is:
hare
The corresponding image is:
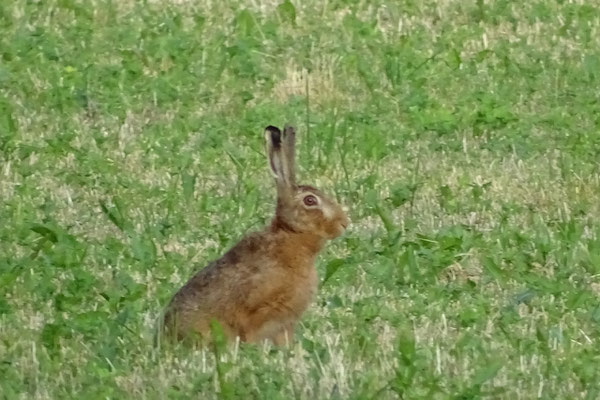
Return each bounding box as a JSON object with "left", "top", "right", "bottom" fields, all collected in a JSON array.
[{"left": 161, "top": 124, "right": 349, "bottom": 345}]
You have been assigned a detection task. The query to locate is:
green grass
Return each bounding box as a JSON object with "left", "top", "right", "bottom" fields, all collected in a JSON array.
[{"left": 1, "top": 0, "right": 600, "bottom": 398}]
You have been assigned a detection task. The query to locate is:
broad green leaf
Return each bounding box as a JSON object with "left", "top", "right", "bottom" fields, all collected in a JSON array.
[
  {"left": 277, "top": 0, "right": 296, "bottom": 25},
  {"left": 323, "top": 258, "right": 345, "bottom": 285}
]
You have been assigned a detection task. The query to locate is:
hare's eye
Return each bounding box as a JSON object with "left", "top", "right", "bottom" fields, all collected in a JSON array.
[{"left": 303, "top": 195, "right": 318, "bottom": 207}]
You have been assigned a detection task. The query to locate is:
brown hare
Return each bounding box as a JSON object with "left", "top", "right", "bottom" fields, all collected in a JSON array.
[{"left": 161, "top": 124, "right": 349, "bottom": 345}]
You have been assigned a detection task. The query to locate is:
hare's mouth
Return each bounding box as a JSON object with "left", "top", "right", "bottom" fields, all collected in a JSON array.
[{"left": 337, "top": 221, "right": 349, "bottom": 232}]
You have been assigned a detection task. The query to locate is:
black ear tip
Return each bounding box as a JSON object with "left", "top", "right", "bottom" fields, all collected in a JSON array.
[{"left": 265, "top": 125, "right": 282, "bottom": 146}]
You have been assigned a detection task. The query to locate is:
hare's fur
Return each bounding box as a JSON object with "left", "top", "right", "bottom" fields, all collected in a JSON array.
[{"left": 162, "top": 125, "right": 348, "bottom": 345}]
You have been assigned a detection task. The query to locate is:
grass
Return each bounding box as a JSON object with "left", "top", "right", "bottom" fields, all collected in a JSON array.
[{"left": 1, "top": 0, "right": 600, "bottom": 398}]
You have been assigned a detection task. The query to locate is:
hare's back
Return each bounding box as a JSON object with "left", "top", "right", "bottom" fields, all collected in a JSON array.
[
  {"left": 166, "top": 234, "right": 267, "bottom": 315},
  {"left": 168, "top": 260, "right": 229, "bottom": 310}
]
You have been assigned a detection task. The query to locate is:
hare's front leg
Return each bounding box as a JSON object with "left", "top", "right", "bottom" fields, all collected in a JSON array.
[
  {"left": 271, "top": 323, "right": 295, "bottom": 346},
  {"left": 240, "top": 304, "right": 296, "bottom": 345}
]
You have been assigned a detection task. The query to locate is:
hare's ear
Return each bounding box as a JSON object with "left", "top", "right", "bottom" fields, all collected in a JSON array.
[
  {"left": 265, "top": 126, "right": 292, "bottom": 189},
  {"left": 265, "top": 125, "right": 296, "bottom": 189},
  {"left": 281, "top": 124, "right": 296, "bottom": 185}
]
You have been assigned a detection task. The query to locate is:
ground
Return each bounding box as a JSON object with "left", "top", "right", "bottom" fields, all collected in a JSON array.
[{"left": 1, "top": 0, "right": 600, "bottom": 398}]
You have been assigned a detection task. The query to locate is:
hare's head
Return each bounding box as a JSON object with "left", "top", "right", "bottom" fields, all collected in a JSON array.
[{"left": 265, "top": 125, "right": 349, "bottom": 239}]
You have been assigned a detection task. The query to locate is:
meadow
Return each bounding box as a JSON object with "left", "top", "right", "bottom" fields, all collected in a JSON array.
[{"left": 1, "top": 0, "right": 600, "bottom": 398}]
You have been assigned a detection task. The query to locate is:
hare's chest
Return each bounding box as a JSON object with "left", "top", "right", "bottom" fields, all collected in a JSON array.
[
  {"left": 244, "top": 266, "right": 318, "bottom": 343},
  {"left": 286, "top": 266, "right": 318, "bottom": 310}
]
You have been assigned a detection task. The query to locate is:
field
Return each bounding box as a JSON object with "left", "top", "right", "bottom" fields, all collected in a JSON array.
[{"left": 1, "top": 0, "right": 600, "bottom": 398}]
